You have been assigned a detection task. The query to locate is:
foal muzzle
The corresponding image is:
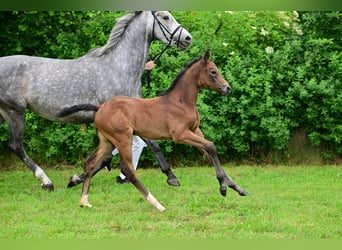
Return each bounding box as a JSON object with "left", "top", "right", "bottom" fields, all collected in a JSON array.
[{"left": 220, "top": 84, "right": 232, "bottom": 96}]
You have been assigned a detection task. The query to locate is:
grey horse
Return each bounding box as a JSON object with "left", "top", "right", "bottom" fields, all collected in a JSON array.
[{"left": 0, "top": 11, "right": 192, "bottom": 191}]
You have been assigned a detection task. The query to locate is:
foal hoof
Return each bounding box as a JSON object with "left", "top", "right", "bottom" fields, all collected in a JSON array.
[
  {"left": 219, "top": 187, "right": 227, "bottom": 197},
  {"left": 80, "top": 203, "right": 93, "bottom": 208},
  {"left": 42, "top": 183, "right": 54, "bottom": 192},
  {"left": 239, "top": 190, "right": 249, "bottom": 196},
  {"left": 67, "top": 175, "right": 82, "bottom": 188},
  {"left": 167, "top": 177, "right": 180, "bottom": 186},
  {"left": 228, "top": 184, "right": 249, "bottom": 196},
  {"left": 80, "top": 197, "right": 92, "bottom": 208}
]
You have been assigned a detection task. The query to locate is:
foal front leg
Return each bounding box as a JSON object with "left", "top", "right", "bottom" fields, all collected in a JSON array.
[
  {"left": 177, "top": 129, "right": 248, "bottom": 197},
  {"left": 207, "top": 145, "right": 248, "bottom": 197}
]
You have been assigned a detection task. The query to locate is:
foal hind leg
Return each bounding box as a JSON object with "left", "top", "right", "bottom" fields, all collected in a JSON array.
[
  {"left": 143, "top": 138, "right": 180, "bottom": 186},
  {"left": 2, "top": 109, "right": 53, "bottom": 191},
  {"left": 67, "top": 153, "right": 112, "bottom": 188},
  {"left": 118, "top": 141, "right": 166, "bottom": 212},
  {"left": 80, "top": 133, "right": 114, "bottom": 207},
  {"left": 110, "top": 130, "right": 166, "bottom": 211}
]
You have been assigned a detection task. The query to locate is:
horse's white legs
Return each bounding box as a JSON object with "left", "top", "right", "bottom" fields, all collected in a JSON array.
[{"left": 146, "top": 192, "right": 166, "bottom": 211}]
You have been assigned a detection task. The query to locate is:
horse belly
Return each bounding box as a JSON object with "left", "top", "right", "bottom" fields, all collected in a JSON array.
[{"left": 24, "top": 60, "right": 99, "bottom": 122}]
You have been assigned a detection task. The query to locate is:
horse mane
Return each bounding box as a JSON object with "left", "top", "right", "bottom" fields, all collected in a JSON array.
[
  {"left": 159, "top": 56, "right": 202, "bottom": 96},
  {"left": 87, "top": 11, "right": 142, "bottom": 57}
]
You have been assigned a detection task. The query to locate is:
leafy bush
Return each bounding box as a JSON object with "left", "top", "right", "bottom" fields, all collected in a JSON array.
[{"left": 0, "top": 11, "right": 341, "bottom": 166}]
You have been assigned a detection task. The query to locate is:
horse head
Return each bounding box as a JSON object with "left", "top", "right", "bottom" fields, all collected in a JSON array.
[
  {"left": 200, "top": 49, "right": 231, "bottom": 96},
  {"left": 150, "top": 11, "right": 192, "bottom": 51}
]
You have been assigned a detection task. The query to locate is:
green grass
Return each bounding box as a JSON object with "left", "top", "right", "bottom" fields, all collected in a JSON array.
[{"left": 0, "top": 165, "right": 341, "bottom": 239}]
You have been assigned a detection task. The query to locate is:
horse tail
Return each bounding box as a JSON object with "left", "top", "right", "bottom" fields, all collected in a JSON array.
[{"left": 57, "top": 104, "right": 98, "bottom": 118}]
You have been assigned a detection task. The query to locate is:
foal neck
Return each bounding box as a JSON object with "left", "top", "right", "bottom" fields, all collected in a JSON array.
[{"left": 165, "top": 63, "right": 203, "bottom": 105}]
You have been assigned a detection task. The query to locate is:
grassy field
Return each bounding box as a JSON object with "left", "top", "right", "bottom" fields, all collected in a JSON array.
[{"left": 0, "top": 165, "right": 341, "bottom": 239}]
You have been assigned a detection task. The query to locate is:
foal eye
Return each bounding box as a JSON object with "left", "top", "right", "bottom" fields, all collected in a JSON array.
[
  {"left": 163, "top": 15, "right": 170, "bottom": 20},
  {"left": 210, "top": 69, "right": 217, "bottom": 76}
]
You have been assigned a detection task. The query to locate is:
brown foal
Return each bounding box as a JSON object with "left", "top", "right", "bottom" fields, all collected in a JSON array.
[{"left": 60, "top": 50, "right": 248, "bottom": 211}]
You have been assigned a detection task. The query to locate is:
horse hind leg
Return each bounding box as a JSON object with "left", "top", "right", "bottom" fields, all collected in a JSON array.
[{"left": 2, "top": 109, "right": 54, "bottom": 191}]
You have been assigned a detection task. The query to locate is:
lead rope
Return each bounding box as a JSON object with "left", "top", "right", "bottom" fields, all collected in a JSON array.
[
  {"left": 145, "top": 44, "right": 170, "bottom": 96},
  {"left": 145, "top": 13, "right": 184, "bottom": 96}
]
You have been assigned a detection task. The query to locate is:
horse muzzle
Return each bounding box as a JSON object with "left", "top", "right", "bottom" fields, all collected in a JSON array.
[
  {"left": 173, "top": 27, "right": 192, "bottom": 50},
  {"left": 177, "top": 35, "right": 192, "bottom": 50}
]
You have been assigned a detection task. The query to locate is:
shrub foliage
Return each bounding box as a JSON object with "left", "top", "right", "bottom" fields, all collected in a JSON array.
[{"left": 0, "top": 11, "right": 341, "bottom": 166}]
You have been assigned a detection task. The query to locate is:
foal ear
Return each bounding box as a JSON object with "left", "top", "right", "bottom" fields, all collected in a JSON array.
[{"left": 202, "top": 49, "right": 211, "bottom": 64}]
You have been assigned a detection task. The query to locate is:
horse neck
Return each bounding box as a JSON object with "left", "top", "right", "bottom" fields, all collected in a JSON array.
[
  {"left": 95, "top": 13, "right": 152, "bottom": 88},
  {"left": 108, "top": 15, "right": 151, "bottom": 72}
]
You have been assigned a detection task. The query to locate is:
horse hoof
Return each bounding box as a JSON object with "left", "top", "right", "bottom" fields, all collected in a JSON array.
[
  {"left": 42, "top": 183, "right": 54, "bottom": 192},
  {"left": 167, "top": 177, "right": 180, "bottom": 186}
]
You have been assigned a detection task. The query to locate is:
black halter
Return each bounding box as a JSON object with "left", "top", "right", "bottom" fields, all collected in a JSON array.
[
  {"left": 150, "top": 11, "right": 184, "bottom": 61},
  {"left": 145, "top": 11, "right": 184, "bottom": 95}
]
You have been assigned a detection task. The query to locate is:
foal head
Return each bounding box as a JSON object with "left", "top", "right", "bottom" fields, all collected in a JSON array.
[{"left": 197, "top": 50, "right": 231, "bottom": 95}]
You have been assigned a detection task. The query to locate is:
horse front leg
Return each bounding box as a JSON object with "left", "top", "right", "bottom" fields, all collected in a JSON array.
[
  {"left": 143, "top": 138, "right": 180, "bottom": 186},
  {"left": 67, "top": 154, "right": 112, "bottom": 188},
  {"left": 176, "top": 129, "right": 248, "bottom": 197}
]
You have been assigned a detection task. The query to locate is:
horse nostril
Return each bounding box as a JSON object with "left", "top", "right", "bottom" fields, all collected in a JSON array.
[{"left": 185, "top": 36, "right": 192, "bottom": 41}]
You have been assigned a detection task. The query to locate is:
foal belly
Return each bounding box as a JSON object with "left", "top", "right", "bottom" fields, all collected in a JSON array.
[{"left": 134, "top": 123, "right": 171, "bottom": 140}]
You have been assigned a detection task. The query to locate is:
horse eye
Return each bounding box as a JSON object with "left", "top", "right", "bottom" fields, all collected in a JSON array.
[
  {"left": 163, "top": 15, "right": 170, "bottom": 20},
  {"left": 210, "top": 69, "right": 217, "bottom": 76}
]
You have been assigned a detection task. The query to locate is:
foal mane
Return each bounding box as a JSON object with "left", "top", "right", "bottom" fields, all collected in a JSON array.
[
  {"left": 87, "top": 11, "right": 142, "bottom": 57},
  {"left": 159, "top": 56, "right": 202, "bottom": 96}
]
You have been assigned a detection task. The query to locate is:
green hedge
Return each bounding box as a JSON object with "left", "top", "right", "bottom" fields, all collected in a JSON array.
[{"left": 0, "top": 11, "right": 341, "bottom": 166}]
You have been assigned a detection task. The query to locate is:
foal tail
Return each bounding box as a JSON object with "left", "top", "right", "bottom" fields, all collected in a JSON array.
[{"left": 57, "top": 104, "right": 98, "bottom": 118}]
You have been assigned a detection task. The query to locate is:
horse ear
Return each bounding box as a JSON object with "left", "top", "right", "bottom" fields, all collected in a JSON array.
[{"left": 202, "top": 49, "right": 211, "bottom": 64}]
